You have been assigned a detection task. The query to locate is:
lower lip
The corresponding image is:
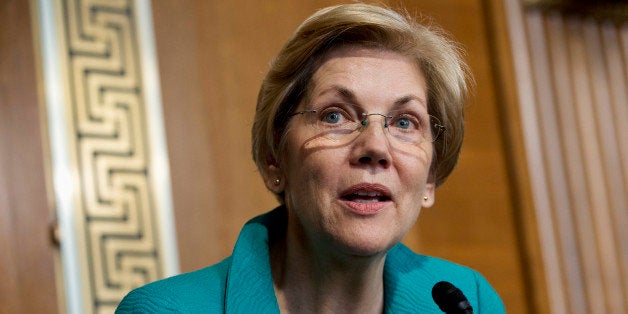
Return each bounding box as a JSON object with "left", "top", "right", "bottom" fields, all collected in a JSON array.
[{"left": 340, "top": 199, "right": 390, "bottom": 215}]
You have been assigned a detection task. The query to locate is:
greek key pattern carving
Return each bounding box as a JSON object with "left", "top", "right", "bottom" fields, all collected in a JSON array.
[{"left": 60, "top": 0, "right": 163, "bottom": 312}]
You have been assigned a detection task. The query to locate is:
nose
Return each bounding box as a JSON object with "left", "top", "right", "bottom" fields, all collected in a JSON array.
[{"left": 349, "top": 114, "right": 392, "bottom": 168}]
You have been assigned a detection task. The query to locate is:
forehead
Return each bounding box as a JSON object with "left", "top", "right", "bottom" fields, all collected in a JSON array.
[{"left": 309, "top": 46, "right": 427, "bottom": 107}]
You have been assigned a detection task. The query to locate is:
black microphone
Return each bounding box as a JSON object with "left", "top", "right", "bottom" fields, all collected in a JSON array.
[{"left": 431, "top": 281, "right": 473, "bottom": 314}]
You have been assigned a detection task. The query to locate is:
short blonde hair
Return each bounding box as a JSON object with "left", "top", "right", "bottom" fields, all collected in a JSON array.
[{"left": 252, "top": 3, "right": 470, "bottom": 197}]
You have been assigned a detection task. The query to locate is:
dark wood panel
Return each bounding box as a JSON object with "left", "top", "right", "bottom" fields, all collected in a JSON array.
[{"left": 0, "top": 1, "right": 59, "bottom": 313}]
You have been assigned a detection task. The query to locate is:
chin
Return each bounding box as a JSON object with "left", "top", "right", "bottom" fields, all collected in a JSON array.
[
  {"left": 332, "top": 229, "right": 400, "bottom": 258},
  {"left": 339, "top": 213, "right": 410, "bottom": 256}
]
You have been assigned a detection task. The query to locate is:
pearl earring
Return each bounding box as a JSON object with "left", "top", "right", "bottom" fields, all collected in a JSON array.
[
  {"left": 423, "top": 196, "right": 429, "bottom": 201},
  {"left": 273, "top": 179, "right": 280, "bottom": 186}
]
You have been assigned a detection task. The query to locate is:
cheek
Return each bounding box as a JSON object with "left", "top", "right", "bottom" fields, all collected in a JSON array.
[
  {"left": 282, "top": 149, "right": 344, "bottom": 232},
  {"left": 283, "top": 129, "right": 342, "bottom": 180},
  {"left": 396, "top": 147, "right": 433, "bottom": 189},
  {"left": 393, "top": 146, "right": 433, "bottom": 170},
  {"left": 281, "top": 133, "right": 341, "bottom": 199},
  {"left": 287, "top": 149, "right": 342, "bottom": 192}
]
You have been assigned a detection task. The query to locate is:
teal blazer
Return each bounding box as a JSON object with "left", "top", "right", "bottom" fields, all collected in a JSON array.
[{"left": 117, "top": 207, "right": 506, "bottom": 313}]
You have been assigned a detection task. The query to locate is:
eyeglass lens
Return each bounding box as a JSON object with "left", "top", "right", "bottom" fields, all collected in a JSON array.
[{"left": 291, "top": 109, "right": 444, "bottom": 145}]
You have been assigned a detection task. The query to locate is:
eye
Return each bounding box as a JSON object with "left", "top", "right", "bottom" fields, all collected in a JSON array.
[
  {"left": 323, "top": 111, "right": 342, "bottom": 124},
  {"left": 315, "top": 105, "right": 355, "bottom": 125},
  {"left": 393, "top": 117, "right": 412, "bottom": 129},
  {"left": 390, "top": 113, "right": 420, "bottom": 130}
]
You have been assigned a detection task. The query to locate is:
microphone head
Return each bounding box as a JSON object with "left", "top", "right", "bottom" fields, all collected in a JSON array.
[{"left": 431, "top": 281, "right": 473, "bottom": 313}]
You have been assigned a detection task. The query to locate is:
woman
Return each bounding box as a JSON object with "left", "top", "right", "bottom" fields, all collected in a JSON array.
[{"left": 117, "top": 3, "right": 505, "bottom": 313}]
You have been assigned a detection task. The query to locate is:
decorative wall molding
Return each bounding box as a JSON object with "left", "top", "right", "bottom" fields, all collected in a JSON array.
[{"left": 35, "top": 0, "right": 179, "bottom": 312}]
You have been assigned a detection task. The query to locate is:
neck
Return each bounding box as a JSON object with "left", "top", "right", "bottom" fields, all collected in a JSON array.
[{"left": 271, "top": 212, "right": 386, "bottom": 314}]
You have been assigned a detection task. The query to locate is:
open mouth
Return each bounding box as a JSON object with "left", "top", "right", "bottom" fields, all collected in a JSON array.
[
  {"left": 340, "top": 184, "right": 392, "bottom": 203},
  {"left": 342, "top": 190, "right": 391, "bottom": 203}
]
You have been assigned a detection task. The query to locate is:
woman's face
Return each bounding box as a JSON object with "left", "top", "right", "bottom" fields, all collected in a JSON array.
[{"left": 274, "top": 46, "right": 435, "bottom": 258}]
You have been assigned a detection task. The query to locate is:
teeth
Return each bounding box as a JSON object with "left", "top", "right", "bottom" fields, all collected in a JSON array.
[
  {"left": 355, "top": 191, "right": 381, "bottom": 197},
  {"left": 355, "top": 198, "right": 379, "bottom": 203}
]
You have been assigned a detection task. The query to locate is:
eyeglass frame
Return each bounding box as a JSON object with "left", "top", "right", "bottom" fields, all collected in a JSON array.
[{"left": 287, "top": 108, "right": 446, "bottom": 144}]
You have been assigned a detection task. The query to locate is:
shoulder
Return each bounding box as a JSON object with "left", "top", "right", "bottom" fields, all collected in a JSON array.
[
  {"left": 385, "top": 244, "right": 506, "bottom": 313},
  {"left": 387, "top": 245, "right": 481, "bottom": 281},
  {"left": 116, "top": 257, "right": 232, "bottom": 313}
]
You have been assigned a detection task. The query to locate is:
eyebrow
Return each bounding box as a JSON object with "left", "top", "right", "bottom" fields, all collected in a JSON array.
[
  {"left": 395, "top": 95, "right": 424, "bottom": 107},
  {"left": 319, "top": 84, "right": 426, "bottom": 108},
  {"left": 325, "top": 85, "right": 358, "bottom": 103}
]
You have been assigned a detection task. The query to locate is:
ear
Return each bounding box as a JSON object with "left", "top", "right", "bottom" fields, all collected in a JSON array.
[
  {"left": 264, "top": 164, "right": 285, "bottom": 193},
  {"left": 421, "top": 183, "right": 435, "bottom": 208}
]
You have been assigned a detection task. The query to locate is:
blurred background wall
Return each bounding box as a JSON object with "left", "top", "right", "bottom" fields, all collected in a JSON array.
[{"left": 1, "top": 0, "right": 626, "bottom": 313}]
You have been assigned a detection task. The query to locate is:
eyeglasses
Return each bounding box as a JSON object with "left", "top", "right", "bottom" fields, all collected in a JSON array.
[{"left": 288, "top": 104, "right": 445, "bottom": 146}]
